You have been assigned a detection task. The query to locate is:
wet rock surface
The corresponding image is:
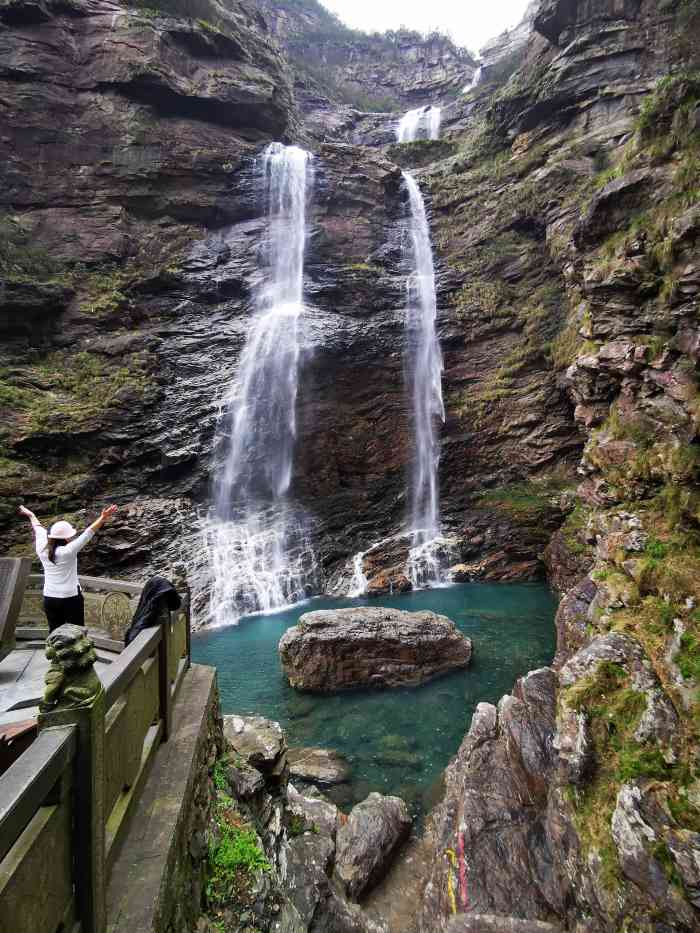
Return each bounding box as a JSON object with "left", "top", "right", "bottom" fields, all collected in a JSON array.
[{"left": 278, "top": 607, "right": 472, "bottom": 692}]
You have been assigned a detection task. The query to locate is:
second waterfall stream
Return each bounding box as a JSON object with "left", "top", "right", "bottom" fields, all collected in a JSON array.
[
  {"left": 403, "top": 171, "right": 445, "bottom": 587},
  {"left": 207, "top": 143, "right": 318, "bottom": 625}
]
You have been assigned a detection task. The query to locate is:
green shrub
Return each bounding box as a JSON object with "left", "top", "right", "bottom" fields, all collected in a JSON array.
[
  {"left": 287, "top": 814, "right": 306, "bottom": 837},
  {"left": 678, "top": 630, "right": 700, "bottom": 681},
  {"left": 646, "top": 538, "right": 669, "bottom": 560},
  {"left": 206, "top": 811, "right": 271, "bottom": 906},
  {"left": 566, "top": 661, "right": 627, "bottom": 711},
  {"left": 212, "top": 758, "right": 229, "bottom": 792}
]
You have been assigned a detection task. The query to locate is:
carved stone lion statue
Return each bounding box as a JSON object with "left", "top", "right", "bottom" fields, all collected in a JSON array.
[{"left": 40, "top": 624, "right": 103, "bottom": 713}]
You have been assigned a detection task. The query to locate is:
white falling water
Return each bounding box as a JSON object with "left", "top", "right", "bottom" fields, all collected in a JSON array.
[
  {"left": 402, "top": 172, "right": 445, "bottom": 588},
  {"left": 396, "top": 105, "right": 442, "bottom": 143},
  {"left": 348, "top": 551, "right": 369, "bottom": 598},
  {"left": 344, "top": 531, "right": 410, "bottom": 597},
  {"left": 207, "top": 143, "right": 317, "bottom": 625},
  {"left": 464, "top": 66, "right": 482, "bottom": 92}
]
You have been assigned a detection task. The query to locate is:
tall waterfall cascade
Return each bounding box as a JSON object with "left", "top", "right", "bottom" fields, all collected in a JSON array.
[
  {"left": 403, "top": 172, "right": 445, "bottom": 588},
  {"left": 206, "top": 143, "right": 318, "bottom": 625},
  {"left": 396, "top": 105, "right": 442, "bottom": 143}
]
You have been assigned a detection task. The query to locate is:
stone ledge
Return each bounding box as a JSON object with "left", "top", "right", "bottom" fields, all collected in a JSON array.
[{"left": 106, "top": 663, "right": 221, "bottom": 933}]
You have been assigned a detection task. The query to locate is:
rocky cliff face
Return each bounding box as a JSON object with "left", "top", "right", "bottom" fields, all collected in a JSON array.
[
  {"left": 0, "top": 0, "right": 296, "bottom": 564},
  {"left": 255, "top": 0, "right": 476, "bottom": 113},
  {"left": 0, "top": 0, "right": 576, "bottom": 604},
  {"left": 382, "top": 0, "right": 700, "bottom": 929},
  {"left": 2, "top": 0, "right": 700, "bottom": 928},
  {"left": 478, "top": 0, "right": 539, "bottom": 83}
]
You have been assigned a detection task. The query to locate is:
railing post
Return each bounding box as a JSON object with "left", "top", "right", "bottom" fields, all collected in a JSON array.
[
  {"left": 172, "top": 567, "right": 191, "bottom": 672},
  {"left": 38, "top": 626, "right": 106, "bottom": 933},
  {"left": 182, "top": 580, "right": 192, "bottom": 672},
  {"left": 158, "top": 610, "right": 172, "bottom": 742}
]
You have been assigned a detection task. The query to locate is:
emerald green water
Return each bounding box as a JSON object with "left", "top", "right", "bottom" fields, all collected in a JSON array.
[{"left": 192, "top": 583, "right": 557, "bottom": 817}]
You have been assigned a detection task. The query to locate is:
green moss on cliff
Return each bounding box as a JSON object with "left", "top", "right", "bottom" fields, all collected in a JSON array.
[
  {"left": 563, "top": 659, "right": 680, "bottom": 890},
  {"left": 1, "top": 350, "right": 153, "bottom": 439},
  {"left": 206, "top": 791, "right": 270, "bottom": 909},
  {"left": 0, "top": 216, "right": 68, "bottom": 284}
]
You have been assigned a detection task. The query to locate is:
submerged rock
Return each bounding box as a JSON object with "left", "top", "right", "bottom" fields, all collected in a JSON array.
[
  {"left": 287, "top": 747, "right": 351, "bottom": 787},
  {"left": 335, "top": 793, "right": 412, "bottom": 900},
  {"left": 278, "top": 607, "right": 472, "bottom": 692}
]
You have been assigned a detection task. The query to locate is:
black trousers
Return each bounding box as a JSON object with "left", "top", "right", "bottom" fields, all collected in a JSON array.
[{"left": 43, "top": 592, "right": 85, "bottom": 632}]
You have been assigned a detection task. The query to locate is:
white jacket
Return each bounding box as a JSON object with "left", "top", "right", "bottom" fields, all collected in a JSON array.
[{"left": 34, "top": 524, "right": 95, "bottom": 598}]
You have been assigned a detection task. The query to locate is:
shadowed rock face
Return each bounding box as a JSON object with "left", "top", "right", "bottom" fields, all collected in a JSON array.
[{"left": 278, "top": 607, "right": 472, "bottom": 692}]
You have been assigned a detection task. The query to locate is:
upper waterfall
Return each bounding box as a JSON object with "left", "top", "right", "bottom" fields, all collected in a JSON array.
[
  {"left": 396, "top": 105, "right": 442, "bottom": 143},
  {"left": 207, "top": 143, "right": 317, "bottom": 625},
  {"left": 402, "top": 172, "right": 445, "bottom": 587},
  {"left": 464, "top": 65, "right": 482, "bottom": 92}
]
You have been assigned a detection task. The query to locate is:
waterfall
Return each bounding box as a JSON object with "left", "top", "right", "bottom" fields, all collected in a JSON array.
[
  {"left": 207, "top": 143, "right": 317, "bottom": 625},
  {"left": 464, "top": 66, "right": 482, "bottom": 92},
  {"left": 402, "top": 172, "right": 445, "bottom": 588},
  {"left": 396, "top": 105, "right": 442, "bottom": 143},
  {"left": 348, "top": 551, "right": 369, "bottom": 598}
]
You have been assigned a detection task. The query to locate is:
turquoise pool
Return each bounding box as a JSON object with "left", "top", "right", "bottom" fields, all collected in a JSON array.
[{"left": 192, "top": 582, "right": 558, "bottom": 816}]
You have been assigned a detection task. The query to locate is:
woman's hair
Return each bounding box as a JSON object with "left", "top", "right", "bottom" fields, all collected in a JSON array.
[{"left": 46, "top": 538, "right": 68, "bottom": 564}]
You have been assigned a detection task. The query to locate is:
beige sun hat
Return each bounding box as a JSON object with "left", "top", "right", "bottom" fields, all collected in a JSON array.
[{"left": 48, "top": 520, "right": 77, "bottom": 539}]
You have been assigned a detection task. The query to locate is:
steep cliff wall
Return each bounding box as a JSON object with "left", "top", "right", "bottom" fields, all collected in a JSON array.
[
  {"left": 2, "top": 0, "right": 700, "bottom": 927},
  {"left": 0, "top": 0, "right": 577, "bottom": 604},
  {"left": 0, "top": 0, "right": 298, "bottom": 572},
  {"left": 255, "top": 0, "right": 477, "bottom": 112},
  {"left": 383, "top": 0, "right": 700, "bottom": 929}
]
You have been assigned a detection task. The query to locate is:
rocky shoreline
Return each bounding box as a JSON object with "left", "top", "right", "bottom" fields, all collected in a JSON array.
[{"left": 200, "top": 712, "right": 413, "bottom": 932}]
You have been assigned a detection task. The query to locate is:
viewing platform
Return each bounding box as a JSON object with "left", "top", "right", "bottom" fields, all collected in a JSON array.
[{"left": 0, "top": 557, "right": 218, "bottom": 933}]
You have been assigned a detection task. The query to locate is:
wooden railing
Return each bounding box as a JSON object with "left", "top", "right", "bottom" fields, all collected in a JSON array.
[
  {"left": 0, "top": 578, "right": 191, "bottom": 933},
  {"left": 0, "top": 725, "right": 78, "bottom": 933}
]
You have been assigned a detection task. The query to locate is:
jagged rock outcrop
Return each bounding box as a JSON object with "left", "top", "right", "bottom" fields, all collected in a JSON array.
[
  {"left": 335, "top": 793, "right": 412, "bottom": 900},
  {"left": 278, "top": 607, "right": 472, "bottom": 691},
  {"left": 200, "top": 714, "right": 394, "bottom": 932},
  {"left": 477, "top": 0, "right": 539, "bottom": 83}
]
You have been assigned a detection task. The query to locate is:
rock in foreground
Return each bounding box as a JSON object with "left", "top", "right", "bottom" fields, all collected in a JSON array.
[
  {"left": 335, "top": 792, "right": 412, "bottom": 900},
  {"left": 222, "top": 714, "right": 286, "bottom": 774},
  {"left": 278, "top": 607, "right": 472, "bottom": 692}
]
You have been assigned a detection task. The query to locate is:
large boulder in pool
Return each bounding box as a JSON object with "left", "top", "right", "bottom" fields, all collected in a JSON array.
[{"left": 278, "top": 607, "right": 472, "bottom": 692}]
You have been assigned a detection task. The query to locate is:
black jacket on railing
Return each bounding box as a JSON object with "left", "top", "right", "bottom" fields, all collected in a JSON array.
[{"left": 124, "top": 576, "right": 181, "bottom": 646}]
